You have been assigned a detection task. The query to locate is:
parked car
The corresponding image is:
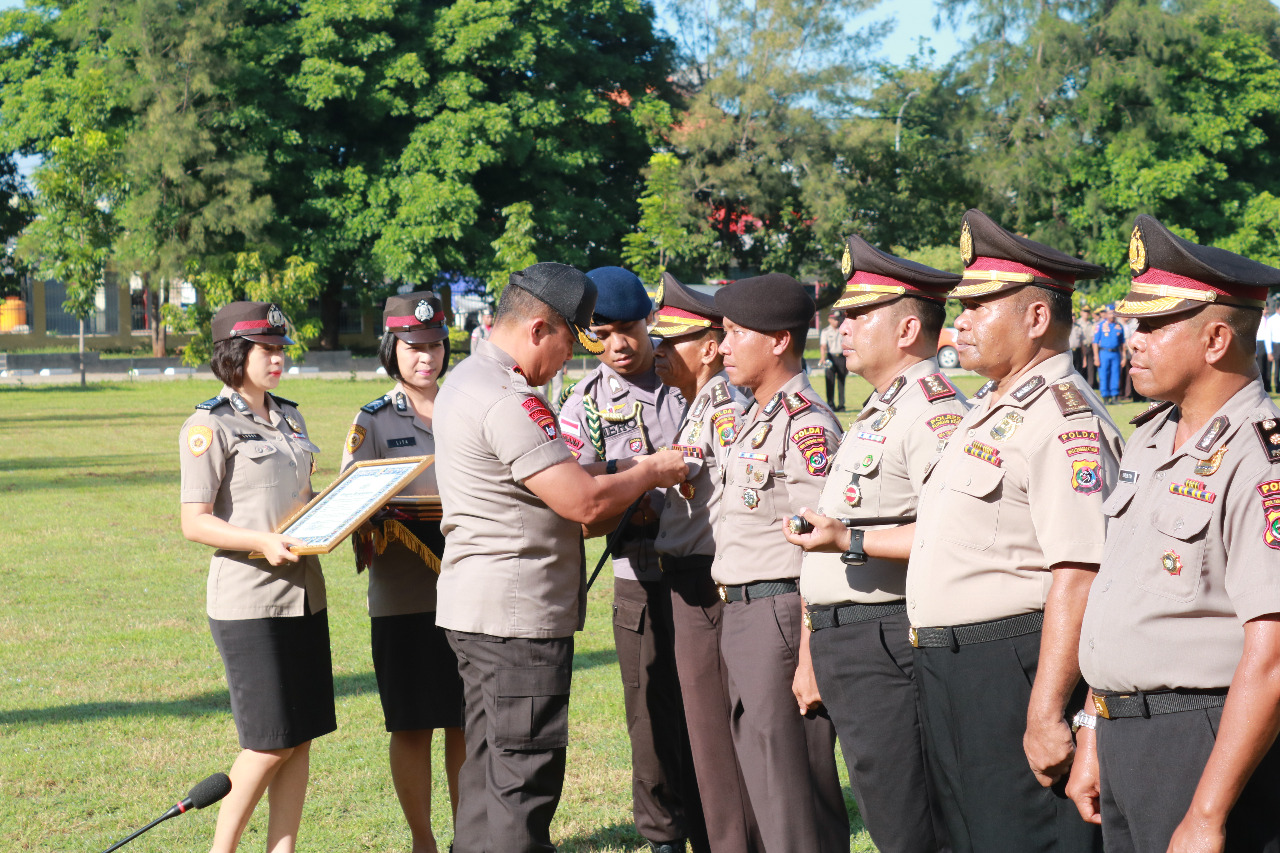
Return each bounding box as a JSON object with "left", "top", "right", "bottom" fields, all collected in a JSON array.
[{"left": 937, "top": 327, "right": 960, "bottom": 369}]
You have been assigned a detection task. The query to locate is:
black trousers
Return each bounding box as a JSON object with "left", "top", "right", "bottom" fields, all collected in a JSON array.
[
  {"left": 665, "top": 561, "right": 762, "bottom": 853},
  {"left": 809, "top": 609, "right": 948, "bottom": 853},
  {"left": 446, "top": 631, "right": 573, "bottom": 853},
  {"left": 824, "top": 359, "right": 848, "bottom": 409},
  {"left": 613, "top": 576, "right": 707, "bottom": 848},
  {"left": 721, "top": 591, "right": 849, "bottom": 853},
  {"left": 913, "top": 630, "right": 1101, "bottom": 853},
  {"left": 1258, "top": 342, "right": 1274, "bottom": 393},
  {"left": 1098, "top": 706, "right": 1280, "bottom": 853}
]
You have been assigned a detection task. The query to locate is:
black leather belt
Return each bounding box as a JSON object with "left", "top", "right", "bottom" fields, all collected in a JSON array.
[
  {"left": 909, "top": 611, "right": 1044, "bottom": 650},
  {"left": 717, "top": 580, "right": 798, "bottom": 603},
  {"left": 660, "top": 555, "right": 714, "bottom": 573},
  {"left": 1092, "top": 688, "right": 1228, "bottom": 720},
  {"left": 805, "top": 601, "right": 906, "bottom": 632}
]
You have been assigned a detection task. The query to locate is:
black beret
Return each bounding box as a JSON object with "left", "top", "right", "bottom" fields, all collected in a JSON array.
[
  {"left": 383, "top": 291, "right": 448, "bottom": 344},
  {"left": 1115, "top": 215, "right": 1280, "bottom": 318},
  {"left": 651, "top": 272, "right": 721, "bottom": 338},
  {"left": 835, "top": 234, "right": 960, "bottom": 310},
  {"left": 714, "top": 273, "right": 815, "bottom": 332},
  {"left": 508, "top": 262, "right": 603, "bottom": 354},
  {"left": 211, "top": 301, "right": 293, "bottom": 345},
  {"left": 951, "top": 209, "right": 1106, "bottom": 298}
]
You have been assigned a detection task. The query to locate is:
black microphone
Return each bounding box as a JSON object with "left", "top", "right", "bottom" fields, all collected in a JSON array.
[{"left": 100, "top": 773, "right": 232, "bottom": 853}]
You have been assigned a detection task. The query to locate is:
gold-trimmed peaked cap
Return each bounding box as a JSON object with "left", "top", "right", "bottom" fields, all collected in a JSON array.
[
  {"left": 950, "top": 209, "right": 1105, "bottom": 299},
  {"left": 1115, "top": 214, "right": 1280, "bottom": 318},
  {"left": 507, "top": 262, "right": 604, "bottom": 354},
  {"left": 651, "top": 272, "right": 722, "bottom": 338},
  {"left": 834, "top": 234, "right": 960, "bottom": 310}
]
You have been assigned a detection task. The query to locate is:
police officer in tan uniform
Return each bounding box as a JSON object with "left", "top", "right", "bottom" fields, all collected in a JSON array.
[
  {"left": 433, "top": 263, "right": 689, "bottom": 853},
  {"left": 557, "top": 267, "right": 702, "bottom": 853},
  {"left": 710, "top": 273, "right": 849, "bottom": 853},
  {"left": 178, "top": 301, "right": 332, "bottom": 853},
  {"left": 1067, "top": 217, "right": 1280, "bottom": 853},
  {"left": 785, "top": 235, "right": 963, "bottom": 853},
  {"left": 651, "top": 273, "right": 760, "bottom": 853},
  {"left": 341, "top": 292, "right": 464, "bottom": 853}
]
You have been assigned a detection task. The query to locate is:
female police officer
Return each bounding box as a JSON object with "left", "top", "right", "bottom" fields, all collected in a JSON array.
[
  {"left": 178, "top": 301, "right": 334, "bottom": 852},
  {"left": 341, "top": 292, "right": 465, "bottom": 853}
]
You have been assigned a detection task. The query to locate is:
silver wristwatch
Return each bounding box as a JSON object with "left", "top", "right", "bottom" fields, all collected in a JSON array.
[{"left": 1071, "top": 710, "right": 1097, "bottom": 732}]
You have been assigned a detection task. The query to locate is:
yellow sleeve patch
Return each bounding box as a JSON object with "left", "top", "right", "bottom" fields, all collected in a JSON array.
[
  {"left": 186, "top": 425, "right": 213, "bottom": 457},
  {"left": 346, "top": 424, "right": 367, "bottom": 454}
]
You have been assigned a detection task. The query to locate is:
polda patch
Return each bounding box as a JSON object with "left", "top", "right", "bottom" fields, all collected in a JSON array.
[
  {"left": 521, "top": 397, "right": 558, "bottom": 440},
  {"left": 1071, "top": 458, "right": 1102, "bottom": 494}
]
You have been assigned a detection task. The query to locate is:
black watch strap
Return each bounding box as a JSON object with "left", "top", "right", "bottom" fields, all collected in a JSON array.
[
  {"left": 840, "top": 526, "right": 867, "bottom": 565},
  {"left": 606, "top": 459, "right": 618, "bottom": 475}
]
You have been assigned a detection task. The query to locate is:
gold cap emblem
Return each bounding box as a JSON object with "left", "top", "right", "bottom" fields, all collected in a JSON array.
[
  {"left": 655, "top": 274, "right": 665, "bottom": 308},
  {"left": 960, "top": 220, "right": 974, "bottom": 266},
  {"left": 1128, "top": 225, "right": 1147, "bottom": 275},
  {"left": 841, "top": 244, "right": 852, "bottom": 278}
]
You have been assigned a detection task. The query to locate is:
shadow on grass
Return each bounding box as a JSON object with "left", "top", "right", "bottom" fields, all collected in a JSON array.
[
  {"left": 0, "top": 671, "right": 379, "bottom": 726},
  {"left": 572, "top": 648, "right": 618, "bottom": 671},
  {"left": 557, "top": 821, "right": 644, "bottom": 852},
  {"left": 0, "top": 454, "right": 157, "bottom": 472},
  {"left": 0, "top": 412, "right": 170, "bottom": 425}
]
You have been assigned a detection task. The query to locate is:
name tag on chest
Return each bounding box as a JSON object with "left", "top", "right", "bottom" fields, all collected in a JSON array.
[{"left": 387, "top": 437, "right": 417, "bottom": 448}]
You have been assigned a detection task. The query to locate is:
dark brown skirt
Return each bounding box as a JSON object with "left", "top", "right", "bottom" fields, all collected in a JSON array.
[{"left": 371, "top": 611, "right": 464, "bottom": 732}]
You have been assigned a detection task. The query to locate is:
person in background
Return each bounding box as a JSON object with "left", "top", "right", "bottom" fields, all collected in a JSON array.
[
  {"left": 178, "top": 301, "right": 334, "bottom": 853},
  {"left": 342, "top": 292, "right": 465, "bottom": 853},
  {"left": 1121, "top": 314, "right": 1143, "bottom": 403},
  {"left": 819, "top": 310, "right": 847, "bottom": 411},
  {"left": 1094, "top": 305, "right": 1126, "bottom": 403},
  {"left": 1268, "top": 297, "right": 1280, "bottom": 393},
  {"left": 1070, "top": 305, "right": 1090, "bottom": 376},
  {"left": 469, "top": 305, "right": 494, "bottom": 354},
  {"left": 1256, "top": 300, "right": 1273, "bottom": 394}
]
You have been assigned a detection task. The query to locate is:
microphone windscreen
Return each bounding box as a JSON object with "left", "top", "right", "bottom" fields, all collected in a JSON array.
[{"left": 186, "top": 773, "right": 233, "bottom": 809}]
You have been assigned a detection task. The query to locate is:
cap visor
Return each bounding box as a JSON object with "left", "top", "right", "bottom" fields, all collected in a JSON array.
[
  {"left": 241, "top": 333, "right": 295, "bottom": 345},
  {"left": 832, "top": 291, "right": 897, "bottom": 310},
  {"left": 393, "top": 327, "right": 449, "bottom": 344},
  {"left": 1114, "top": 293, "right": 1200, "bottom": 319}
]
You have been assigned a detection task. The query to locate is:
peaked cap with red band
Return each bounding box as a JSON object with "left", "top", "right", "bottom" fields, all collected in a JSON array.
[
  {"left": 211, "top": 301, "right": 294, "bottom": 345},
  {"left": 383, "top": 291, "right": 448, "bottom": 344},
  {"left": 651, "top": 271, "right": 723, "bottom": 338},
  {"left": 949, "top": 208, "right": 1105, "bottom": 299},
  {"left": 1115, "top": 215, "right": 1280, "bottom": 318},
  {"left": 834, "top": 234, "right": 960, "bottom": 310}
]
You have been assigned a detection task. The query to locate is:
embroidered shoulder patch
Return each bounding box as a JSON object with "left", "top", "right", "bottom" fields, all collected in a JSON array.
[
  {"left": 346, "top": 425, "right": 366, "bottom": 453},
  {"left": 927, "top": 413, "right": 962, "bottom": 437},
  {"left": 712, "top": 408, "right": 739, "bottom": 446},
  {"left": 195, "top": 396, "right": 228, "bottom": 411},
  {"left": 1130, "top": 400, "right": 1174, "bottom": 426},
  {"left": 791, "top": 425, "right": 831, "bottom": 476},
  {"left": 1258, "top": 480, "right": 1280, "bottom": 550},
  {"left": 362, "top": 396, "right": 390, "bottom": 414},
  {"left": 564, "top": 434, "right": 585, "bottom": 458},
  {"left": 1059, "top": 429, "right": 1099, "bottom": 444},
  {"left": 1253, "top": 419, "right": 1280, "bottom": 463},
  {"left": 710, "top": 382, "right": 732, "bottom": 408},
  {"left": 918, "top": 373, "right": 956, "bottom": 402},
  {"left": 1050, "top": 382, "right": 1091, "bottom": 416},
  {"left": 521, "top": 397, "right": 558, "bottom": 440},
  {"left": 1010, "top": 375, "right": 1045, "bottom": 402},
  {"left": 1195, "top": 416, "right": 1229, "bottom": 454},
  {"left": 186, "top": 425, "right": 213, "bottom": 457},
  {"left": 880, "top": 375, "right": 906, "bottom": 404},
  {"left": 1071, "top": 458, "right": 1102, "bottom": 494}
]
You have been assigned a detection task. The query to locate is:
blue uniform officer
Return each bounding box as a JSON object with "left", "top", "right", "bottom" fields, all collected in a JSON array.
[{"left": 1092, "top": 305, "right": 1125, "bottom": 403}]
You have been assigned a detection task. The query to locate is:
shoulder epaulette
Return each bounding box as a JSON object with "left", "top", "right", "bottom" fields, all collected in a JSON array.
[
  {"left": 1049, "top": 381, "right": 1092, "bottom": 417},
  {"left": 195, "top": 395, "right": 228, "bottom": 411},
  {"left": 361, "top": 395, "right": 391, "bottom": 414},
  {"left": 1130, "top": 400, "right": 1174, "bottom": 426},
  {"left": 918, "top": 373, "right": 956, "bottom": 403},
  {"left": 1010, "top": 375, "right": 1045, "bottom": 402},
  {"left": 1252, "top": 417, "right": 1280, "bottom": 464},
  {"left": 783, "top": 391, "right": 813, "bottom": 416},
  {"left": 269, "top": 393, "right": 299, "bottom": 408},
  {"left": 879, "top": 375, "right": 906, "bottom": 404},
  {"left": 710, "top": 381, "right": 732, "bottom": 408},
  {"left": 974, "top": 380, "right": 997, "bottom": 399}
]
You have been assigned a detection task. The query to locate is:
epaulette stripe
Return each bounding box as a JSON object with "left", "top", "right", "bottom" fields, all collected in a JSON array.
[
  {"left": 269, "top": 393, "right": 299, "bottom": 408},
  {"left": 1130, "top": 400, "right": 1174, "bottom": 426},
  {"left": 195, "top": 396, "right": 228, "bottom": 411},
  {"left": 361, "top": 396, "right": 391, "bottom": 414}
]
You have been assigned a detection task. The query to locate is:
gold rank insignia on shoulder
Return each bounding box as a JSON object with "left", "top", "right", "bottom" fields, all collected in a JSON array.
[
  {"left": 880, "top": 375, "right": 906, "bottom": 404},
  {"left": 1051, "top": 382, "right": 1091, "bottom": 416},
  {"left": 871, "top": 407, "right": 895, "bottom": 431},
  {"left": 990, "top": 411, "right": 1024, "bottom": 441},
  {"left": 918, "top": 373, "right": 956, "bottom": 402},
  {"left": 1253, "top": 419, "right": 1280, "bottom": 464},
  {"left": 1194, "top": 445, "right": 1229, "bottom": 476},
  {"left": 783, "top": 392, "right": 812, "bottom": 415},
  {"left": 711, "top": 382, "right": 731, "bottom": 408},
  {"left": 1196, "top": 416, "right": 1229, "bottom": 454},
  {"left": 1011, "top": 375, "right": 1045, "bottom": 402},
  {"left": 1129, "top": 224, "right": 1148, "bottom": 275},
  {"left": 750, "top": 422, "right": 771, "bottom": 448}
]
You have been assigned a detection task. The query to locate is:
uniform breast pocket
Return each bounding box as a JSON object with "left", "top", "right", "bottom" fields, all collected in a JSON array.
[
  {"left": 728, "top": 455, "right": 777, "bottom": 520},
  {"left": 1138, "top": 499, "right": 1214, "bottom": 603},
  {"left": 937, "top": 460, "right": 1004, "bottom": 551},
  {"left": 233, "top": 441, "right": 280, "bottom": 488}
]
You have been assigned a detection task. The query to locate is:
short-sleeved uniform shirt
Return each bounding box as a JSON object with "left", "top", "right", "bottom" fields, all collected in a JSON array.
[
  {"left": 907, "top": 352, "right": 1125, "bottom": 627},
  {"left": 656, "top": 371, "right": 746, "bottom": 558},
  {"left": 179, "top": 387, "right": 324, "bottom": 620},
  {"left": 341, "top": 384, "right": 441, "bottom": 617},
  {"left": 802, "top": 359, "right": 970, "bottom": 607},
  {"left": 1080, "top": 381, "right": 1280, "bottom": 692},
  {"left": 434, "top": 339, "right": 583, "bottom": 639},
  {"left": 557, "top": 363, "right": 684, "bottom": 582},
  {"left": 1094, "top": 320, "right": 1125, "bottom": 351},
  {"left": 713, "top": 372, "right": 843, "bottom": 585},
  {"left": 819, "top": 326, "right": 841, "bottom": 360}
]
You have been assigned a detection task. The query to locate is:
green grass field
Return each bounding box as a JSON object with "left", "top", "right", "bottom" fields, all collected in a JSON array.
[{"left": 0, "top": 375, "right": 1152, "bottom": 852}]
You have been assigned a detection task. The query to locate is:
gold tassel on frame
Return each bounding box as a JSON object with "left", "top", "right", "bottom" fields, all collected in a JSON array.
[{"left": 374, "top": 519, "right": 442, "bottom": 575}]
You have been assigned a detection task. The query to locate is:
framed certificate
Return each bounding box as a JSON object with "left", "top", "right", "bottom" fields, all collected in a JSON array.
[{"left": 250, "top": 456, "right": 435, "bottom": 557}]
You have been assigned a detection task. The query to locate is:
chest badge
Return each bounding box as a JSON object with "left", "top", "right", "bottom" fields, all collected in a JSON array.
[
  {"left": 679, "top": 482, "right": 696, "bottom": 500},
  {"left": 687, "top": 420, "right": 703, "bottom": 443},
  {"left": 1161, "top": 549, "right": 1183, "bottom": 576},
  {"left": 750, "top": 422, "right": 772, "bottom": 448},
  {"left": 990, "top": 411, "right": 1024, "bottom": 442},
  {"left": 1194, "top": 445, "right": 1229, "bottom": 476},
  {"left": 744, "top": 462, "right": 769, "bottom": 487},
  {"left": 871, "top": 407, "right": 896, "bottom": 432},
  {"left": 742, "top": 488, "right": 761, "bottom": 510},
  {"left": 629, "top": 436, "right": 646, "bottom": 454},
  {"left": 844, "top": 473, "right": 862, "bottom": 507}
]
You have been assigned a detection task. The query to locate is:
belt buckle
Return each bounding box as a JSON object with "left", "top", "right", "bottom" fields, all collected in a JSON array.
[
  {"left": 909, "top": 626, "right": 919, "bottom": 648},
  {"left": 1092, "top": 695, "right": 1111, "bottom": 720},
  {"left": 803, "top": 611, "right": 813, "bottom": 631},
  {"left": 717, "top": 584, "right": 728, "bottom": 603}
]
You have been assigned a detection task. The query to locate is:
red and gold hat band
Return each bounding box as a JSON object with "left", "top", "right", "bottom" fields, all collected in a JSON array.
[
  {"left": 654, "top": 306, "right": 715, "bottom": 328},
  {"left": 953, "top": 257, "right": 1073, "bottom": 298},
  {"left": 386, "top": 314, "right": 429, "bottom": 329},
  {"left": 1131, "top": 268, "right": 1267, "bottom": 306},
  {"left": 231, "top": 320, "right": 276, "bottom": 333}
]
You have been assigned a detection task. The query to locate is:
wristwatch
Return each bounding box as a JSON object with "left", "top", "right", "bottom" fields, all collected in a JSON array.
[
  {"left": 840, "top": 524, "right": 866, "bottom": 566},
  {"left": 606, "top": 459, "right": 618, "bottom": 475},
  {"left": 1071, "top": 710, "right": 1097, "bottom": 732}
]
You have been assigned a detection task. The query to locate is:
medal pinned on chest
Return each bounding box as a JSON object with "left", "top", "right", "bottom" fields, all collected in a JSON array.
[
  {"left": 744, "top": 461, "right": 769, "bottom": 487},
  {"left": 750, "top": 422, "right": 771, "bottom": 448},
  {"left": 742, "top": 488, "right": 761, "bottom": 510},
  {"left": 990, "top": 411, "right": 1024, "bottom": 442},
  {"left": 844, "top": 473, "right": 862, "bottom": 507},
  {"left": 871, "top": 407, "right": 895, "bottom": 432}
]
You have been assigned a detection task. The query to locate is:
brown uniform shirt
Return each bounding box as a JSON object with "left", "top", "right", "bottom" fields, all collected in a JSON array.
[
  {"left": 557, "top": 363, "right": 685, "bottom": 581},
  {"left": 341, "top": 384, "right": 441, "bottom": 617},
  {"left": 179, "top": 386, "right": 324, "bottom": 620},
  {"left": 907, "top": 352, "right": 1124, "bottom": 627},
  {"left": 713, "top": 372, "right": 843, "bottom": 585},
  {"left": 434, "top": 338, "right": 583, "bottom": 639},
  {"left": 1081, "top": 381, "right": 1280, "bottom": 692},
  {"left": 656, "top": 371, "right": 746, "bottom": 558},
  {"left": 802, "top": 359, "right": 970, "bottom": 607}
]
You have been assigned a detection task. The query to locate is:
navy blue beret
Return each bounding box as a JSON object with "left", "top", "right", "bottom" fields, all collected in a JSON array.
[{"left": 587, "top": 266, "right": 653, "bottom": 323}]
